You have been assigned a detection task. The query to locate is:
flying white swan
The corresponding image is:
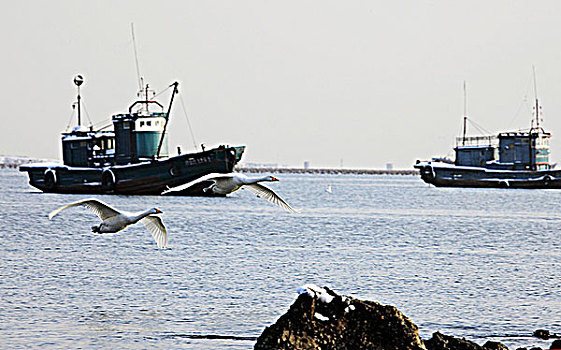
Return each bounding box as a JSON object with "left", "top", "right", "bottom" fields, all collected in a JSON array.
[
  {"left": 163, "top": 173, "right": 296, "bottom": 212},
  {"left": 48, "top": 198, "right": 168, "bottom": 249}
]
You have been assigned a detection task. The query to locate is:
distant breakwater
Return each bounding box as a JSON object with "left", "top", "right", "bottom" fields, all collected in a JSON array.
[
  {"left": 0, "top": 163, "right": 20, "bottom": 169},
  {"left": 0, "top": 158, "right": 418, "bottom": 176},
  {"left": 236, "top": 167, "right": 418, "bottom": 176},
  {"left": 0, "top": 157, "right": 48, "bottom": 169}
]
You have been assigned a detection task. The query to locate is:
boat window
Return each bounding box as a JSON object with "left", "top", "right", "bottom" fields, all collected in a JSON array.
[
  {"left": 140, "top": 121, "right": 145, "bottom": 127},
  {"left": 147, "top": 121, "right": 152, "bottom": 126},
  {"left": 102, "top": 139, "right": 114, "bottom": 149}
]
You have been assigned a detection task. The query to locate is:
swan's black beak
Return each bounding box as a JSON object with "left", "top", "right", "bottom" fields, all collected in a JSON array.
[
  {"left": 155, "top": 208, "right": 163, "bottom": 214},
  {"left": 271, "top": 176, "right": 279, "bottom": 181}
]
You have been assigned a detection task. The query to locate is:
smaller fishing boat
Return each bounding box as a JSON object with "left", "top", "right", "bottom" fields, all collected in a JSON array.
[
  {"left": 20, "top": 75, "right": 245, "bottom": 195},
  {"left": 414, "top": 79, "right": 561, "bottom": 189}
]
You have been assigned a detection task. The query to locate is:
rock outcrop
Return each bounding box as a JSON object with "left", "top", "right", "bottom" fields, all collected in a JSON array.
[
  {"left": 254, "top": 285, "right": 510, "bottom": 350},
  {"left": 424, "top": 331, "right": 510, "bottom": 350},
  {"left": 425, "top": 331, "right": 484, "bottom": 350},
  {"left": 255, "top": 284, "right": 426, "bottom": 350}
]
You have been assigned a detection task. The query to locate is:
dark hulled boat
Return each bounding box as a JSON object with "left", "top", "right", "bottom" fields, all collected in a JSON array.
[
  {"left": 20, "top": 76, "right": 245, "bottom": 195},
  {"left": 414, "top": 82, "right": 561, "bottom": 189}
]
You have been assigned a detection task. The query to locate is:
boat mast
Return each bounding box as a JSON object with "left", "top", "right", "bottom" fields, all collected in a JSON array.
[
  {"left": 530, "top": 66, "right": 541, "bottom": 170},
  {"left": 144, "top": 83, "right": 150, "bottom": 114},
  {"left": 156, "top": 82, "right": 179, "bottom": 158},
  {"left": 462, "top": 81, "right": 467, "bottom": 146},
  {"left": 532, "top": 65, "right": 540, "bottom": 129},
  {"left": 131, "top": 23, "right": 143, "bottom": 92},
  {"left": 74, "top": 75, "right": 84, "bottom": 126}
]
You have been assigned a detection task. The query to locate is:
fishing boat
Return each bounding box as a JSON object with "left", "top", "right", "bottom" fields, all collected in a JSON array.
[
  {"left": 19, "top": 75, "right": 245, "bottom": 195},
  {"left": 414, "top": 80, "right": 561, "bottom": 189}
]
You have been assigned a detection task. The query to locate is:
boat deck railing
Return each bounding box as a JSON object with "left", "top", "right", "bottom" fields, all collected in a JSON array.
[{"left": 455, "top": 135, "right": 498, "bottom": 148}]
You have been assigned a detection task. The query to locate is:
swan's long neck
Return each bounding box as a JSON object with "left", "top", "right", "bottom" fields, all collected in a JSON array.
[
  {"left": 130, "top": 209, "right": 155, "bottom": 223},
  {"left": 243, "top": 175, "right": 272, "bottom": 185}
]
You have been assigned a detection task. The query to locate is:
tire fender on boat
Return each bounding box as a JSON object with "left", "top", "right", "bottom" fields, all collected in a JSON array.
[
  {"left": 44, "top": 169, "right": 57, "bottom": 190},
  {"left": 169, "top": 166, "right": 180, "bottom": 177},
  {"left": 543, "top": 175, "right": 552, "bottom": 186},
  {"left": 101, "top": 169, "right": 116, "bottom": 192},
  {"left": 422, "top": 165, "right": 435, "bottom": 179}
]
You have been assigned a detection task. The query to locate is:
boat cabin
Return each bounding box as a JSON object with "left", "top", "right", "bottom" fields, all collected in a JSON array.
[
  {"left": 454, "top": 136, "right": 497, "bottom": 167},
  {"left": 497, "top": 131, "right": 551, "bottom": 170},
  {"left": 61, "top": 81, "right": 172, "bottom": 168},
  {"left": 454, "top": 129, "right": 551, "bottom": 170},
  {"left": 62, "top": 126, "right": 115, "bottom": 167},
  {"left": 112, "top": 103, "right": 169, "bottom": 165}
]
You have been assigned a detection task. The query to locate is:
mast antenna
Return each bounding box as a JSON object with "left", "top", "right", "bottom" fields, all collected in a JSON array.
[
  {"left": 462, "top": 81, "right": 468, "bottom": 146},
  {"left": 532, "top": 65, "right": 540, "bottom": 129},
  {"left": 73, "top": 74, "right": 84, "bottom": 126},
  {"left": 131, "top": 23, "right": 142, "bottom": 91}
]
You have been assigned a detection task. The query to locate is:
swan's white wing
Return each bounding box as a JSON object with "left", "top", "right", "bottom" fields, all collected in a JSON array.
[
  {"left": 162, "top": 173, "right": 235, "bottom": 194},
  {"left": 140, "top": 215, "right": 168, "bottom": 249},
  {"left": 244, "top": 183, "right": 297, "bottom": 213},
  {"left": 48, "top": 198, "right": 121, "bottom": 220}
]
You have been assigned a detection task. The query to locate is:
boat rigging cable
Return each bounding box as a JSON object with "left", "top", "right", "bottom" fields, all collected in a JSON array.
[
  {"left": 65, "top": 24, "right": 200, "bottom": 151},
  {"left": 133, "top": 78, "right": 199, "bottom": 152},
  {"left": 507, "top": 68, "right": 542, "bottom": 130},
  {"left": 131, "top": 23, "right": 142, "bottom": 92},
  {"left": 457, "top": 82, "right": 492, "bottom": 139},
  {"left": 65, "top": 109, "right": 75, "bottom": 131},
  {"left": 461, "top": 75, "right": 541, "bottom": 142},
  {"left": 179, "top": 93, "right": 199, "bottom": 151},
  {"left": 93, "top": 84, "right": 199, "bottom": 151},
  {"left": 81, "top": 100, "right": 94, "bottom": 127},
  {"left": 156, "top": 82, "right": 178, "bottom": 158},
  {"left": 129, "top": 23, "right": 199, "bottom": 151},
  {"left": 466, "top": 118, "right": 492, "bottom": 136},
  {"left": 65, "top": 93, "right": 94, "bottom": 131}
]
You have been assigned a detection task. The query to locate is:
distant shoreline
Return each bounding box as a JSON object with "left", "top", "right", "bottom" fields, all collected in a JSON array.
[
  {"left": 236, "top": 167, "right": 417, "bottom": 176},
  {"left": 0, "top": 157, "right": 52, "bottom": 169}
]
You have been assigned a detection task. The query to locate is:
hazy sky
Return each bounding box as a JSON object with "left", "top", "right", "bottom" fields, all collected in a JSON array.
[{"left": 2, "top": 1, "right": 561, "bottom": 169}]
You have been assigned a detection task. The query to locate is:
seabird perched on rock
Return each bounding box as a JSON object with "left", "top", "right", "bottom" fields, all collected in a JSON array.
[{"left": 297, "top": 284, "right": 335, "bottom": 303}]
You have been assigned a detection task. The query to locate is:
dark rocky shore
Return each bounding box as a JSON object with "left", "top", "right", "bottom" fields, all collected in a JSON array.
[{"left": 254, "top": 285, "right": 559, "bottom": 350}]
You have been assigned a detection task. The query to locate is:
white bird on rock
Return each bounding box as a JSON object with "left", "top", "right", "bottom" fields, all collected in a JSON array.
[
  {"left": 48, "top": 198, "right": 168, "bottom": 249},
  {"left": 163, "top": 173, "right": 296, "bottom": 212},
  {"left": 297, "top": 284, "right": 335, "bottom": 303}
]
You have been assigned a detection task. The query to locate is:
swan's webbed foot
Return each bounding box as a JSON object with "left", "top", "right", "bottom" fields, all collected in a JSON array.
[{"left": 91, "top": 225, "right": 101, "bottom": 233}]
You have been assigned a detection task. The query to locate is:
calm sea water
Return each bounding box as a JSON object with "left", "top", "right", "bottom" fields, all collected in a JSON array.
[{"left": 1, "top": 168, "right": 560, "bottom": 349}]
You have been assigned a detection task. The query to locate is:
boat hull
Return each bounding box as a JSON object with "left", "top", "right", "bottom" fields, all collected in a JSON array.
[
  {"left": 414, "top": 162, "right": 561, "bottom": 189},
  {"left": 19, "top": 146, "right": 244, "bottom": 196}
]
